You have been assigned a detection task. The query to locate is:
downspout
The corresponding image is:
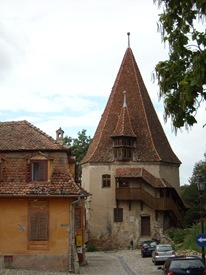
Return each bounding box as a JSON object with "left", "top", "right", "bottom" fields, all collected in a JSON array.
[{"left": 69, "top": 195, "right": 81, "bottom": 273}]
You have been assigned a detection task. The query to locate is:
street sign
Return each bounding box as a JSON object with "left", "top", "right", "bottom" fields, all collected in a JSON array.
[{"left": 196, "top": 234, "right": 206, "bottom": 247}]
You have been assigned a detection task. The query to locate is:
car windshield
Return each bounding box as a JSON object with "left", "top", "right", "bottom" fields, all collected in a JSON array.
[
  {"left": 143, "top": 241, "right": 156, "bottom": 247},
  {"left": 170, "top": 258, "right": 205, "bottom": 269},
  {"left": 157, "top": 245, "right": 172, "bottom": 252}
]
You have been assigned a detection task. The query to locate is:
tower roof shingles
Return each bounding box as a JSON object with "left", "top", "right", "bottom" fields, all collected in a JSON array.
[{"left": 82, "top": 47, "right": 180, "bottom": 164}]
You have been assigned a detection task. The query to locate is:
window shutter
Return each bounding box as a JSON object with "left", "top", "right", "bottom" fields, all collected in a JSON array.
[
  {"left": 75, "top": 208, "right": 81, "bottom": 229},
  {"left": 0, "top": 162, "right": 2, "bottom": 181},
  {"left": 38, "top": 161, "right": 46, "bottom": 180},
  {"left": 29, "top": 211, "right": 48, "bottom": 241},
  {"left": 30, "top": 213, "right": 39, "bottom": 240},
  {"left": 38, "top": 212, "right": 48, "bottom": 240},
  {"left": 114, "top": 208, "right": 123, "bottom": 222}
]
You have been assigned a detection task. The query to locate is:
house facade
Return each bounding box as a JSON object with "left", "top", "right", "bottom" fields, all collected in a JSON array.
[
  {"left": 0, "top": 120, "right": 88, "bottom": 272},
  {"left": 81, "top": 38, "right": 186, "bottom": 249}
]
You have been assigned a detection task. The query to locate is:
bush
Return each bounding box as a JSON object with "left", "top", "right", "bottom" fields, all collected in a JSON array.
[
  {"left": 86, "top": 242, "right": 97, "bottom": 252},
  {"left": 169, "top": 228, "right": 187, "bottom": 244},
  {"left": 169, "top": 224, "right": 203, "bottom": 253}
]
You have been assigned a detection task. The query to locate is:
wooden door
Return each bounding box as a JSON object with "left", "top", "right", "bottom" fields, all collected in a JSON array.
[{"left": 141, "top": 216, "right": 150, "bottom": 236}]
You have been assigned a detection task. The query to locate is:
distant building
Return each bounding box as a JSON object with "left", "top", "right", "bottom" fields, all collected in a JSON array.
[
  {"left": 81, "top": 37, "right": 186, "bottom": 249},
  {"left": 0, "top": 120, "right": 89, "bottom": 272}
]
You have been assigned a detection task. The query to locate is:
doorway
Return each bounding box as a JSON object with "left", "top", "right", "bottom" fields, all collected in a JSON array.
[{"left": 141, "top": 216, "right": 150, "bottom": 236}]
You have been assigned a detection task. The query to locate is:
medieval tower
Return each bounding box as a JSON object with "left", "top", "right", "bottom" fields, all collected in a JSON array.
[{"left": 81, "top": 34, "right": 185, "bottom": 249}]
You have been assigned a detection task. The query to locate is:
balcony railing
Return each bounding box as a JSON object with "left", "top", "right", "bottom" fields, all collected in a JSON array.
[{"left": 115, "top": 187, "right": 184, "bottom": 226}]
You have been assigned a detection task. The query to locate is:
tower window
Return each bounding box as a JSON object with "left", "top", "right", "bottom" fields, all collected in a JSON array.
[
  {"left": 102, "top": 174, "right": 111, "bottom": 188},
  {"left": 113, "top": 137, "right": 135, "bottom": 161}
]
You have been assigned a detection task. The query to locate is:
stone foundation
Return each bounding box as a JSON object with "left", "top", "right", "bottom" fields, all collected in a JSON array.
[{"left": 0, "top": 254, "right": 69, "bottom": 271}]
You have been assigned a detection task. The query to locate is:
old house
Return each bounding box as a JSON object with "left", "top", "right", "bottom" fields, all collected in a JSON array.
[
  {"left": 0, "top": 120, "right": 88, "bottom": 272},
  {"left": 81, "top": 36, "right": 186, "bottom": 249}
]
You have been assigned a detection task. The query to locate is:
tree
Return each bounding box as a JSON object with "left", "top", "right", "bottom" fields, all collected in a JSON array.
[
  {"left": 63, "top": 129, "right": 92, "bottom": 183},
  {"left": 180, "top": 153, "right": 206, "bottom": 226},
  {"left": 153, "top": 0, "right": 206, "bottom": 130}
]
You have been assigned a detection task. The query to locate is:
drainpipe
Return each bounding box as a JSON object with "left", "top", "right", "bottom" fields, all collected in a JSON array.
[{"left": 69, "top": 196, "right": 81, "bottom": 273}]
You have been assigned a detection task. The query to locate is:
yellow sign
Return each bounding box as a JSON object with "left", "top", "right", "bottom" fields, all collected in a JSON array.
[{"left": 76, "top": 235, "right": 82, "bottom": 247}]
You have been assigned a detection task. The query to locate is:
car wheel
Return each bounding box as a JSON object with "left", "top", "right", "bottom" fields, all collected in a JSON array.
[
  {"left": 141, "top": 254, "right": 145, "bottom": 258},
  {"left": 154, "top": 261, "right": 158, "bottom": 266}
]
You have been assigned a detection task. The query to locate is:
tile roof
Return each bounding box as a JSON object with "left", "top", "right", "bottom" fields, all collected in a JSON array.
[
  {"left": 111, "top": 92, "right": 136, "bottom": 137},
  {"left": 115, "top": 167, "right": 173, "bottom": 188},
  {"left": 0, "top": 120, "right": 67, "bottom": 151},
  {"left": 0, "top": 120, "right": 90, "bottom": 197},
  {"left": 82, "top": 47, "right": 181, "bottom": 164},
  {"left": 0, "top": 170, "right": 89, "bottom": 197}
]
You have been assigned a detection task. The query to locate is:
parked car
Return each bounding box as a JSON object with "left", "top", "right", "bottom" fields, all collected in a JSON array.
[
  {"left": 140, "top": 240, "right": 157, "bottom": 257},
  {"left": 158, "top": 256, "right": 206, "bottom": 275},
  {"left": 152, "top": 244, "right": 175, "bottom": 265}
]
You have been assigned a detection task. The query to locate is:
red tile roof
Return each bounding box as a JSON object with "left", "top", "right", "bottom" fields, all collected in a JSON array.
[
  {"left": 111, "top": 92, "right": 136, "bottom": 137},
  {"left": 0, "top": 171, "right": 88, "bottom": 197},
  {"left": 0, "top": 120, "right": 89, "bottom": 197},
  {"left": 82, "top": 47, "right": 180, "bottom": 164},
  {"left": 115, "top": 168, "right": 172, "bottom": 188},
  {"left": 0, "top": 120, "right": 67, "bottom": 151}
]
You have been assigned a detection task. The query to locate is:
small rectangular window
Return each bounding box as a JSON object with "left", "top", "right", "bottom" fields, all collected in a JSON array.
[
  {"left": 75, "top": 207, "right": 81, "bottom": 229},
  {"left": 114, "top": 208, "right": 123, "bottom": 222},
  {"left": 102, "top": 174, "right": 111, "bottom": 188},
  {"left": 31, "top": 160, "right": 48, "bottom": 181}
]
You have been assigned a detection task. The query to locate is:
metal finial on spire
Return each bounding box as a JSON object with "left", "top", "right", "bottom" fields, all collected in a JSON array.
[
  {"left": 127, "top": 32, "right": 130, "bottom": 48},
  {"left": 123, "top": 91, "right": 127, "bottom": 107}
]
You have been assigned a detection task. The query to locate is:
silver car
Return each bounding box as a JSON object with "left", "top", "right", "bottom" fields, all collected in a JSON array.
[{"left": 152, "top": 244, "right": 176, "bottom": 265}]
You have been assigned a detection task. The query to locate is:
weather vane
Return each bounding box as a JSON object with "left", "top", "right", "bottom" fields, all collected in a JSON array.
[{"left": 127, "top": 32, "right": 130, "bottom": 48}]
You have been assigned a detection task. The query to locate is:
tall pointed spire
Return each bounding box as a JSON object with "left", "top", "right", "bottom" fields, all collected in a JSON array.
[
  {"left": 127, "top": 32, "right": 130, "bottom": 48},
  {"left": 82, "top": 45, "right": 180, "bottom": 165}
]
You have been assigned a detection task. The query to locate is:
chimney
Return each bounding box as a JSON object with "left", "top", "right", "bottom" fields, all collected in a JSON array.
[{"left": 56, "top": 127, "right": 64, "bottom": 145}]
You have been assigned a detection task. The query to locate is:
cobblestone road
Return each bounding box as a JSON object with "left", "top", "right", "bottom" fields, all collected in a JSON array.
[{"left": 0, "top": 250, "right": 161, "bottom": 275}]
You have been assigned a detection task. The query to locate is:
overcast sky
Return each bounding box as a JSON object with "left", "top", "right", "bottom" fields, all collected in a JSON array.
[{"left": 1, "top": 0, "right": 206, "bottom": 185}]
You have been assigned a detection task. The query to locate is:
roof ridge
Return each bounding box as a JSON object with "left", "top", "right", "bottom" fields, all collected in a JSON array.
[
  {"left": 24, "top": 120, "right": 57, "bottom": 143},
  {"left": 0, "top": 120, "right": 66, "bottom": 151},
  {"left": 83, "top": 51, "right": 128, "bottom": 162},
  {"left": 130, "top": 52, "right": 162, "bottom": 161}
]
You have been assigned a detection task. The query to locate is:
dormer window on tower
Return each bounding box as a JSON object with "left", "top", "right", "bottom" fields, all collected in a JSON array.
[
  {"left": 111, "top": 91, "right": 136, "bottom": 161},
  {"left": 113, "top": 136, "right": 135, "bottom": 161}
]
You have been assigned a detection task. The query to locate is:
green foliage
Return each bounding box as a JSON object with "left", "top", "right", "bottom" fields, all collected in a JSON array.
[
  {"left": 86, "top": 243, "right": 97, "bottom": 252},
  {"left": 63, "top": 129, "right": 92, "bottom": 183},
  {"left": 64, "top": 129, "right": 92, "bottom": 164},
  {"left": 170, "top": 225, "right": 203, "bottom": 253},
  {"left": 168, "top": 228, "right": 189, "bottom": 244},
  {"left": 183, "top": 224, "right": 202, "bottom": 252},
  {"left": 153, "top": 0, "right": 206, "bottom": 130},
  {"left": 180, "top": 155, "right": 206, "bottom": 227}
]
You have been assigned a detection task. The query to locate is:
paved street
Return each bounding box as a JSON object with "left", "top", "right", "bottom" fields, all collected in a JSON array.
[
  {"left": 80, "top": 250, "right": 161, "bottom": 275},
  {"left": 0, "top": 250, "right": 161, "bottom": 275}
]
